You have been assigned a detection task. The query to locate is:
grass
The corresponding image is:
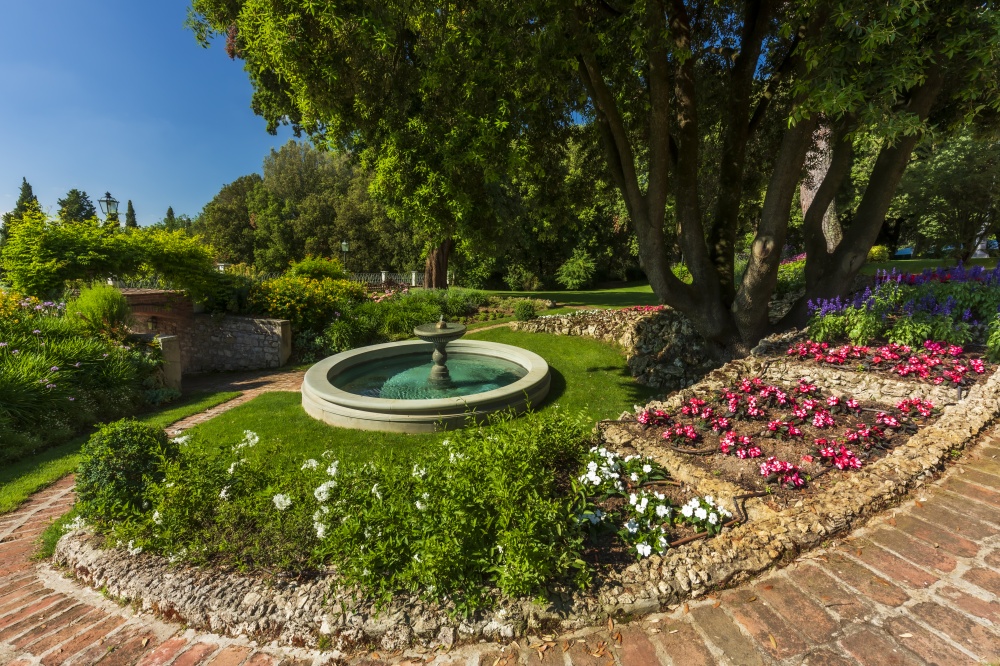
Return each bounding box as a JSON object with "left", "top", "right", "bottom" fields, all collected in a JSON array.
[
  {"left": 484, "top": 282, "right": 658, "bottom": 309},
  {"left": 861, "top": 257, "right": 998, "bottom": 275},
  {"left": 182, "top": 329, "right": 657, "bottom": 468},
  {"left": 0, "top": 390, "right": 240, "bottom": 516}
]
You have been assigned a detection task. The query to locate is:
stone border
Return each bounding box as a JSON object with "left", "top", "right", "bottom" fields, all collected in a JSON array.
[
  {"left": 54, "top": 352, "right": 1000, "bottom": 653},
  {"left": 301, "top": 340, "right": 551, "bottom": 433}
]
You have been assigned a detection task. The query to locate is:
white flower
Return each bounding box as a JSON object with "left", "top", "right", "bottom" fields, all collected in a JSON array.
[
  {"left": 658, "top": 536, "right": 668, "bottom": 552},
  {"left": 272, "top": 494, "right": 292, "bottom": 511},
  {"left": 415, "top": 501, "right": 426, "bottom": 511},
  {"left": 413, "top": 553, "right": 421, "bottom": 562},
  {"left": 326, "top": 461, "right": 339, "bottom": 477},
  {"left": 301, "top": 459, "right": 319, "bottom": 470},
  {"left": 412, "top": 464, "right": 426, "bottom": 478},
  {"left": 64, "top": 516, "right": 87, "bottom": 532},
  {"left": 629, "top": 493, "right": 639, "bottom": 505},
  {"left": 219, "top": 486, "right": 230, "bottom": 500},
  {"left": 630, "top": 473, "right": 639, "bottom": 482},
  {"left": 241, "top": 430, "right": 259, "bottom": 448},
  {"left": 227, "top": 459, "right": 244, "bottom": 475},
  {"left": 625, "top": 519, "right": 639, "bottom": 533},
  {"left": 171, "top": 435, "right": 190, "bottom": 445},
  {"left": 314, "top": 522, "right": 327, "bottom": 539},
  {"left": 655, "top": 504, "right": 670, "bottom": 518},
  {"left": 704, "top": 495, "right": 715, "bottom": 506},
  {"left": 422, "top": 492, "right": 429, "bottom": 500},
  {"left": 126, "top": 540, "right": 142, "bottom": 556},
  {"left": 708, "top": 512, "right": 719, "bottom": 525},
  {"left": 642, "top": 464, "right": 652, "bottom": 474},
  {"left": 314, "top": 480, "right": 336, "bottom": 502},
  {"left": 312, "top": 507, "right": 329, "bottom": 521},
  {"left": 165, "top": 482, "right": 175, "bottom": 488},
  {"left": 442, "top": 439, "right": 450, "bottom": 446},
  {"left": 681, "top": 504, "right": 694, "bottom": 518},
  {"left": 694, "top": 507, "right": 708, "bottom": 521},
  {"left": 587, "top": 461, "right": 598, "bottom": 472},
  {"left": 636, "top": 543, "right": 652, "bottom": 557},
  {"left": 152, "top": 511, "right": 162, "bottom": 525},
  {"left": 372, "top": 484, "right": 382, "bottom": 500}
]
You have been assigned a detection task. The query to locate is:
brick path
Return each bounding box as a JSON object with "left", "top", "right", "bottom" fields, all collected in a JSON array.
[
  {"left": 4, "top": 418, "right": 1000, "bottom": 663},
  {"left": 164, "top": 369, "right": 305, "bottom": 437}
]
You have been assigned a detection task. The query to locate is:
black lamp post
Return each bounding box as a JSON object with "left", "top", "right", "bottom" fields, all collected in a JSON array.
[
  {"left": 98, "top": 191, "right": 119, "bottom": 222},
  {"left": 341, "top": 240, "right": 350, "bottom": 268}
]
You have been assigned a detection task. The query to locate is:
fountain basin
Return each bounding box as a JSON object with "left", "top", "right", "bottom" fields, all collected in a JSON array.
[{"left": 302, "top": 340, "right": 551, "bottom": 432}]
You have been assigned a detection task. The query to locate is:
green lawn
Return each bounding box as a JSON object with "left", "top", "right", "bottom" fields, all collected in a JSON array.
[
  {"left": 861, "top": 257, "right": 998, "bottom": 275},
  {"left": 0, "top": 390, "right": 240, "bottom": 515},
  {"left": 485, "top": 282, "right": 658, "bottom": 309},
  {"left": 182, "top": 329, "right": 657, "bottom": 469}
]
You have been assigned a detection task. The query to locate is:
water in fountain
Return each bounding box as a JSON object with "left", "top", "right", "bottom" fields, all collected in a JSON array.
[{"left": 333, "top": 352, "right": 527, "bottom": 399}]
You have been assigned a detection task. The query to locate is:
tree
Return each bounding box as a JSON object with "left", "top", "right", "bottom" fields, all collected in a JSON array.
[
  {"left": 164, "top": 206, "right": 175, "bottom": 227},
  {"left": 190, "top": 0, "right": 1000, "bottom": 356},
  {"left": 891, "top": 131, "right": 1000, "bottom": 261},
  {"left": 57, "top": 189, "right": 96, "bottom": 222},
  {"left": 125, "top": 200, "right": 138, "bottom": 229},
  {"left": 195, "top": 174, "right": 261, "bottom": 264},
  {"left": 1, "top": 177, "right": 39, "bottom": 249}
]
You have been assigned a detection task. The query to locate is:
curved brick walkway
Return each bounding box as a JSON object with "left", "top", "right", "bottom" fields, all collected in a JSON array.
[{"left": 4, "top": 413, "right": 1000, "bottom": 663}]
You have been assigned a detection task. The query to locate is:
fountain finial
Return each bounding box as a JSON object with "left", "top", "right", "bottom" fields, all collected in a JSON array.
[{"left": 436, "top": 315, "right": 447, "bottom": 329}]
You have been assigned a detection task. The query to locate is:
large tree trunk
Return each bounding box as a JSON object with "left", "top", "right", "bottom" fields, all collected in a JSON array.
[
  {"left": 424, "top": 238, "right": 453, "bottom": 289},
  {"left": 800, "top": 121, "right": 843, "bottom": 253}
]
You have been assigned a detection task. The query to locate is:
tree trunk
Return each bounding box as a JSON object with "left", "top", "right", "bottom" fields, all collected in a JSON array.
[
  {"left": 800, "top": 121, "right": 843, "bottom": 253},
  {"left": 424, "top": 239, "right": 453, "bottom": 289}
]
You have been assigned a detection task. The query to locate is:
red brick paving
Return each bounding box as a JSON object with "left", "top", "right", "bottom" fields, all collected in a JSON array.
[{"left": 3, "top": 392, "right": 1000, "bottom": 664}]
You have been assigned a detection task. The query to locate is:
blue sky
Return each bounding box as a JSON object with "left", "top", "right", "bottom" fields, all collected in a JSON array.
[{"left": 0, "top": 1, "right": 294, "bottom": 223}]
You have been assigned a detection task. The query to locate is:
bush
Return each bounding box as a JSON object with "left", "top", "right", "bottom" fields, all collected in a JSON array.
[
  {"left": 99, "top": 410, "right": 593, "bottom": 611},
  {"left": 249, "top": 275, "right": 366, "bottom": 333},
  {"left": 76, "top": 419, "right": 177, "bottom": 521},
  {"left": 868, "top": 245, "right": 890, "bottom": 263},
  {"left": 503, "top": 264, "right": 540, "bottom": 292},
  {"left": 65, "top": 283, "right": 133, "bottom": 339},
  {"left": 555, "top": 249, "right": 597, "bottom": 290},
  {"left": 513, "top": 300, "right": 536, "bottom": 321},
  {"left": 286, "top": 257, "right": 347, "bottom": 282},
  {"left": 775, "top": 259, "right": 806, "bottom": 297},
  {"left": 671, "top": 263, "right": 692, "bottom": 284}
]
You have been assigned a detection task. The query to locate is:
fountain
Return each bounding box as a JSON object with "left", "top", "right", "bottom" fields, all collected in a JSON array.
[{"left": 301, "top": 317, "right": 550, "bottom": 433}]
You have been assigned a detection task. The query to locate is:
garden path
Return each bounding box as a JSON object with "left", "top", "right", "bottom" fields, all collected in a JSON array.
[
  {"left": 3, "top": 411, "right": 1000, "bottom": 663},
  {"left": 164, "top": 368, "right": 306, "bottom": 437}
]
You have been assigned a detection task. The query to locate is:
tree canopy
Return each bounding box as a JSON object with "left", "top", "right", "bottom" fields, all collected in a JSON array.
[
  {"left": 190, "top": 0, "right": 1000, "bottom": 356},
  {"left": 57, "top": 189, "right": 96, "bottom": 222},
  {"left": 0, "top": 177, "right": 38, "bottom": 249}
]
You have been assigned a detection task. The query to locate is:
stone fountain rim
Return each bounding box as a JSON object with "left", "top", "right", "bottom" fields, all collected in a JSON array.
[{"left": 302, "top": 339, "right": 549, "bottom": 414}]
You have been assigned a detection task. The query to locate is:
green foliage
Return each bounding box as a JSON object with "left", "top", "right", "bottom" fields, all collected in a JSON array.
[
  {"left": 124, "top": 200, "right": 138, "bottom": 229},
  {"left": 1, "top": 178, "right": 38, "bottom": 250},
  {"left": 555, "top": 249, "right": 597, "bottom": 290},
  {"left": 671, "top": 264, "right": 692, "bottom": 284},
  {"left": 249, "top": 275, "right": 366, "bottom": 333},
  {"left": 988, "top": 315, "right": 1000, "bottom": 362},
  {"left": 775, "top": 260, "right": 806, "bottom": 297},
  {"left": 65, "top": 284, "right": 133, "bottom": 339},
  {"left": 76, "top": 419, "right": 178, "bottom": 521},
  {"left": 867, "top": 245, "right": 890, "bottom": 263},
  {"left": 513, "top": 300, "right": 536, "bottom": 321},
  {"left": 286, "top": 257, "right": 347, "bottom": 281},
  {"left": 503, "top": 264, "right": 540, "bottom": 292},
  {"left": 99, "top": 410, "right": 592, "bottom": 609},
  {"left": 57, "top": 189, "right": 96, "bottom": 222}
]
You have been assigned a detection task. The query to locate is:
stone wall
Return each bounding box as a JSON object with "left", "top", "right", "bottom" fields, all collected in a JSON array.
[
  {"left": 513, "top": 308, "right": 718, "bottom": 392},
  {"left": 123, "top": 290, "right": 291, "bottom": 374}
]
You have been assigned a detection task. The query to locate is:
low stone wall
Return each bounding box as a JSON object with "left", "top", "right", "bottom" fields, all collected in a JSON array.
[
  {"left": 123, "top": 289, "right": 291, "bottom": 373},
  {"left": 514, "top": 308, "right": 717, "bottom": 392},
  {"left": 55, "top": 349, "right": 1000, "bottom": 653}
]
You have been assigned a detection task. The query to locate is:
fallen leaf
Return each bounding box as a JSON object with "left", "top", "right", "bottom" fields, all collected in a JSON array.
[
  {"left": 747, "top": 596, "right": 757, "bottom": 602},
  {"left": 492, "top": 658, "right": 502, "bottom": 666},
  {"left": 683, "top": 602, "right": 690, "bottom": 614},
  {"left": 608, "top": 617, "right": 614, "bottom": 631},
  {"left": 915, "top": 501, "right": 924, "bottom": 508},
  {"left": 899, "top": 633, "right": 913, "bottom": 638},
  {"left": 615, "top": 631, "right": 622, "bottom": 645},
  {"left": 372, "top": 652, "right": 380, "bottom": 660},
  {"left": 769, "top": 634, "right": 777, "bottom": 650},
  {"left": 713, "top": 600, "right": 721, "bottom": 608},
  {"left": 857, "top": 549, "right": 863, "bottom": 556},
  {"left": 888, "top": 517, "right": 897, "bottom": 526},
  {"left": 762, "top": 585, "right": 773, "bottom": 591},
  {"left": 562, "top": 641, "right": 570, "bottom": 652},
  {"left": 669, "top": 630, "right": 679, "bottom": 634},
  {"left": 141, "top": 638, "right": 149, "bottom": 648}
]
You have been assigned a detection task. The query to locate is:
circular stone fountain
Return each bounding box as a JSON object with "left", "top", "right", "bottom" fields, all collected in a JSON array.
[{"left": 301, "top": 318, "right": 550, "bottom": 432}]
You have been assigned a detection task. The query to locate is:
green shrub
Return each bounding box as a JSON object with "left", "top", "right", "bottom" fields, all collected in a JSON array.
[
  {"left": 101, "top": 410, "right": 593, "bottom": 611},
  {"left": 867, "top": 245, "right": 890, "bottom": 263},
  {"left": 775, "top": 260, "right": 806, "bottom": 297},
  {"left": 671, "top": 263, "right": 692, "bottom": 284},
  {"left": 286, "top": 257, "right": 347, "bottom": 282},
  {"left": 249, "top": 275, "right": 366, "bottom": 333},
  {"left": 988, "top": 315, "right": 1000, "bottom": 362},
  {"left": 65, "top": 283, "right": 133, "bottom": 339},
  {"left": 555, "top": 249, "right": 596, "bottom": 290},
  {"left": 503, "top": 264, "right": 540, "bottom": 292},
  {"left": 513, "top": 300, "right": 536, "bottom": 321},
  {"left": 76, "top": 419, "right": 177, "bottom": 521}
]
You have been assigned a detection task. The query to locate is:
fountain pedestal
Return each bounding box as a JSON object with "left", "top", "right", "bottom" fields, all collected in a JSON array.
[{"left": 413, "top": 317, "right": 468, "bottom": 387}]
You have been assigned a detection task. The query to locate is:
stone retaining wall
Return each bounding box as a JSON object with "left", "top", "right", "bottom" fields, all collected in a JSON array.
[
  {"left": 55, "top": 347, "right": 1000, "bottom": 653},
  {"left": 123, "top": 289, "right": 291, "bottom": 373},
  {"left": 514, "top": 308, "right": 717, "bottom": 392}
]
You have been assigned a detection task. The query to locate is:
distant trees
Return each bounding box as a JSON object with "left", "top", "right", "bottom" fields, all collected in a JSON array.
[
  {"left": 0, "top": 178, "right": 39, "bottom": 249},
  {"left": 57, "top": 189, "right": 96, "bottom": 222},
  {"left": 125, "top": 200, "right": 138, "bottom": 229}
]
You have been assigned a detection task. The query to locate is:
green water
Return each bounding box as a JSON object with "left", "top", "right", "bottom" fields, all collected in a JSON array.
[{"left": 333, "top": 352, "right": 527, "bottom": 400}]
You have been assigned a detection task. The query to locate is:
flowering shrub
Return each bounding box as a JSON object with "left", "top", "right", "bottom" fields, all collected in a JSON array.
[
  {"left": 0, "top": 294, "right": 162, "bottom": 463},
  {"left": 249, "top": 275, "right": 366, "bottom": 333}
]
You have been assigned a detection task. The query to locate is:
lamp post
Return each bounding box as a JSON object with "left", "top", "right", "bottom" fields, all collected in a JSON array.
[
  {"left": 98, "top": 191, "right": 119, "bottom": 224},
  {"left": 341, "top": 240, "right": 350, "bottom": 269}
]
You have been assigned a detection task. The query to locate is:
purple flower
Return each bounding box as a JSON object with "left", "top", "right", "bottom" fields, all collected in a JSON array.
[
  {"left": 32, "top": 329, "right": 41, "bottom": 335},
  {"left": 50, "top": 366, "right": 59, "bottom": 372},
  {"left": 45, "top": 383, "right": 56, "bottom": 389},
  {"left": 68, "top": 397, "right": 75, "bottom": 401}
]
